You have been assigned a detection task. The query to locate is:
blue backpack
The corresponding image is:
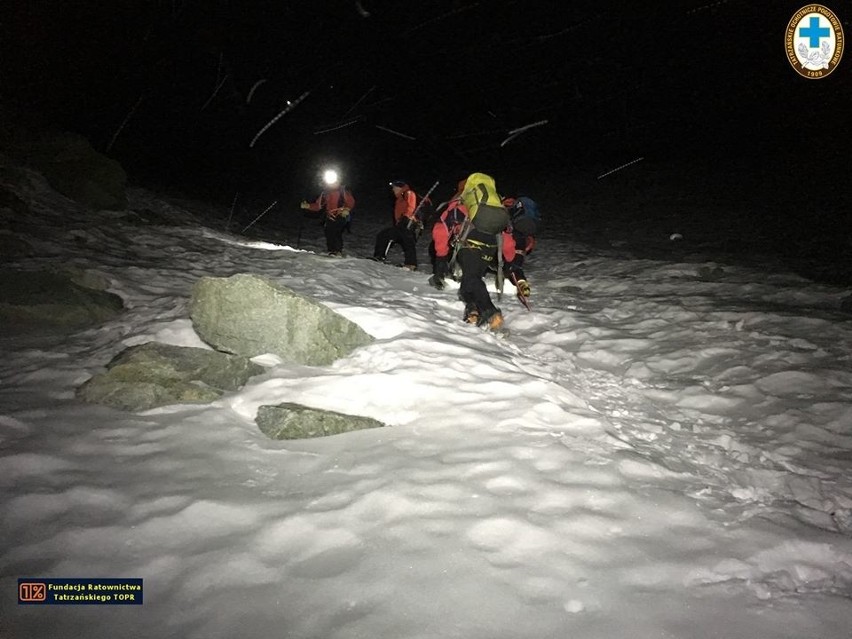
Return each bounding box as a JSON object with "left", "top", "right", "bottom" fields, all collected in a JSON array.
[{"left": 510, "top": 196, "right": 541, "bottom": 235}]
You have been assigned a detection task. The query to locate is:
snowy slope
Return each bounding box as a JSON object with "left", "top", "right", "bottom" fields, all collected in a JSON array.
[{"left": 2, "top": 168, "right": 851, "bottom": 639}]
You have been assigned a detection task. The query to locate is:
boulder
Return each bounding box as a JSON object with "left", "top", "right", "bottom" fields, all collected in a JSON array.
[
  {"left": 78, "top": 341, "right": 264, "bottom": 412},
  {"left": 189, "top": 273, "right": 373, "bottom": 365},
  {"left": 0, "top": 269, "right": 124, "bottom": 335},
  {"left": 16, "top": 131, "right": 127, "bottom": 210},
  {"left": 256, "top": 403, "right": 386, "bottom": 440}
]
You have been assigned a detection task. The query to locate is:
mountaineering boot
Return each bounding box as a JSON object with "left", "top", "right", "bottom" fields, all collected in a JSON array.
[
  {"left": 487, "top": 312, "right": 504, "bottom": 331},
  {"left": 516, "top": 279, "right": 531, "bottom": 298},
  {"left": 428, "top": 275, "right": 445, "bottom": 290},
  {"left": 478, "top": 308, "right": 504, "bottom": 331},
  {"left": 463, "top": 304, "right": 479, "bottom": 325},
  {"left": 401, "top": 264, "right": 417, "bottom": 271}
]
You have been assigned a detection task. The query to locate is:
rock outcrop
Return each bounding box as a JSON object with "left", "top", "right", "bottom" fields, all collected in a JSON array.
[
  {"left": 78, "top": 342, "right": 264, "bottom": 411},
  {"left": 0, "top": 269, "right": 124, "bottom": 335},
  {"left": 189, "top": 273, "right": 373, "bottom": 365},
  {"left": 256, "top": 403, "right": 386, "bottom": 440}
]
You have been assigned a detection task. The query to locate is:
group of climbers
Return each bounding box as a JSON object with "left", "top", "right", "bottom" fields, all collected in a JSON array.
[
  {"left": 429, "top": 174, "right": 538, "bottom": 331},
  {"left": 300, "top": 171, "right": 538, "bottom": 333}
]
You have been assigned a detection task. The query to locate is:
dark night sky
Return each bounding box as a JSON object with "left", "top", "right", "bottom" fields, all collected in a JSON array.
[{"left": 2, "top": 1, "right": 850, "bottom": 221}]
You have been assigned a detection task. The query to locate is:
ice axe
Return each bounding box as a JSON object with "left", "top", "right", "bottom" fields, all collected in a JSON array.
[
  {"left": 406, "top": 180, "right": 440, "bottom": 234},
  {"left": 509, "top": 271, "right": 532, "bottom": 311}
]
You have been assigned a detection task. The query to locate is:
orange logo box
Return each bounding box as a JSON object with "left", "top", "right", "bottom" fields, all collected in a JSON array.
[{"left": 19, "top": 582, "right": 46, "bottom": 602}]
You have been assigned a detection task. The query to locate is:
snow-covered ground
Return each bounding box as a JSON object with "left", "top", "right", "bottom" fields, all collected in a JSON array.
[{"left": 2, "top": 169, "right": 851, "bottom": 638}]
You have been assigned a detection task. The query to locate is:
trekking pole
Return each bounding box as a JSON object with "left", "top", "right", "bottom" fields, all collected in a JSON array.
[
  {"left": 241, "top": 200, "right": 278, "bottom": 233},
  {"left": 225, "top": 191, "right": 238, "bottom": 230},
  {"left": 495, "top": 232, "right": 505, "bottom": 301},
  {"left": 296, "top": 209, "right": 305, "bottom": 249}
]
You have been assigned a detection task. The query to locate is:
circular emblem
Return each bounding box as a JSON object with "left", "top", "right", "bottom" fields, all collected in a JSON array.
[{"left": 786, "top": 5, "right": 845, "bottom": 79}]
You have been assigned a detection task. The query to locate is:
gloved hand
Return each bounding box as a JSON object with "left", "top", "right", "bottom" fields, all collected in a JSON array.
[
  {"left": 300, "top": 200, "right": 311, "bottom": 210},
  {"left": 434, "top": 257, "right": 449, "bottom": 280},
  {"left": 337, "top": 208, "right": 350, "bottom": 217}
]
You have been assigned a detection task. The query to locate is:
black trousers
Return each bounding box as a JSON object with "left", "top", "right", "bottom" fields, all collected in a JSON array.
[
  {"left": 503, "top": 251, "right": 527, "bottom": 282},
  {"left": 458, "top": 246, "right": 498, "bottom": 318},
  {"left": 374, "top": 220, "right": 417, "bottom": 266},
  {"left": 324, "top": 216, "right": 347, "bottom": 253}
]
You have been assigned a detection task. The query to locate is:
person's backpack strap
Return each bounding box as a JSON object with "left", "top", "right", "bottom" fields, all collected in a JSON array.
[{"left": 448, "top": 216, "right": 473, "bottom": 274}]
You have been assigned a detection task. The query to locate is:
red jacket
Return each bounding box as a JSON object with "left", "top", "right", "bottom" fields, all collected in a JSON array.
[
  {"left": 393, "top": 186, "right": 417, "bottom": 223},
  {"left": 307, "top": 187, "right": 355, "bottom": 218},
  {"left": 432, "top": 200, "right": 467, "bottom": 258},
  {"left": 500, "top": 229, "right": 518, "bottom": 262}
]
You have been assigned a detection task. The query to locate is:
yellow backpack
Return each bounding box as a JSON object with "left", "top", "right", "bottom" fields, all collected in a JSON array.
[{"left": 460, "top": 172, "right": 510, "bottom": 235}]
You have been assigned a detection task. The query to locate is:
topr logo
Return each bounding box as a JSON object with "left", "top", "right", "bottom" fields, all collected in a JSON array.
[{"left": 786, "top": 5, "right": 845, "bottom": 78}]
